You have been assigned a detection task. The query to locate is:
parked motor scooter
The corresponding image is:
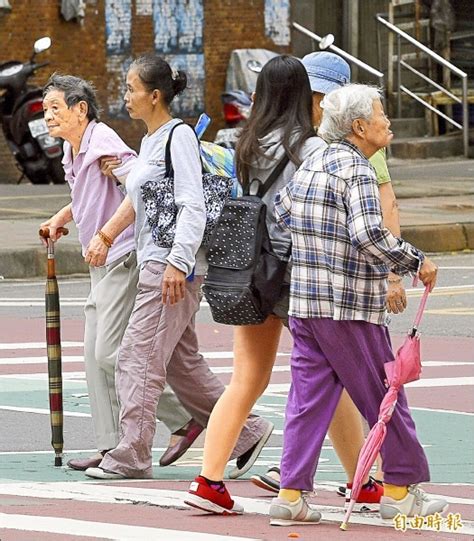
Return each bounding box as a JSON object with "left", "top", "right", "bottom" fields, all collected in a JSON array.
[
  {"left": 215, "top": 49, "right": 277, "bottom": 148},
  {"left": 0, "top": 37, "right": 64, "bottom": 184},
  {"left": 215, "top": 37, "right": 336, "bottom": 149}
]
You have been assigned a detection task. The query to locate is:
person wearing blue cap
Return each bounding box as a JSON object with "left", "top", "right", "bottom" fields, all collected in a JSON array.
[{"left": 251, "top": 52, "right": 406, "bottom": 509}]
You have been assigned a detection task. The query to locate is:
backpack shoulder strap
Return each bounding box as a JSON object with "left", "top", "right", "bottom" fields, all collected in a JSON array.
[
  {"left": 256, "top": 153, "right": 290, "bottom": 198},
  {"left": 164, "top": 120, "right": 186, "bottom": 177}
]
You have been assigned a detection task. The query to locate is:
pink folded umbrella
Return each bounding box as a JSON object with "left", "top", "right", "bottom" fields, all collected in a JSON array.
[{"left": 340, "top": 285, "right": 430, "bottom": 531}]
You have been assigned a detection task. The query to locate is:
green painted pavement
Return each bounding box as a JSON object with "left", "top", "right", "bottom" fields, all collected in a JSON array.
[{"left": 1, "top": 379, "right": 473, "bottom": 484}]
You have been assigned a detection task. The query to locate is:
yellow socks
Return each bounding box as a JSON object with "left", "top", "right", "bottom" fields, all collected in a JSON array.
[
  {"left": 384, "top": 483, "right": 408, "bottom": 500},
  {"left": 279, "top": 489, "right": 301, "bottom": 502}
]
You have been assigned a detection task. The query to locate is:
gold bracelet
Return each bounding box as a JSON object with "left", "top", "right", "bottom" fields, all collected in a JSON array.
[{"left": 97, "top": 229, "right": 113, "bottom": 248}]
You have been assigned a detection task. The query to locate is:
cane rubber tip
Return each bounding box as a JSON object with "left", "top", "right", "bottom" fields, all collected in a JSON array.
[
  {"left": 340, "top": 522, "right": 348, "bottom": 531},
  {"left": 55, "top": 456, "right": 62, "bottom": 467}
]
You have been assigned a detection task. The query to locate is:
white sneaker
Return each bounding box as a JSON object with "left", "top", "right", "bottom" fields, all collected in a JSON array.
[
  {"left": 85, "top": 467, "right": 125, "bottom": 480},
  {"left": 380, "top": 485, "right": 448, "bottom": 519},
  {"left": 269, "top": 495, "right": 321, "bottom": 526}
]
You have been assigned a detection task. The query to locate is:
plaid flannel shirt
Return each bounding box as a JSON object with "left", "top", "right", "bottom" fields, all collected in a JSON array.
[{"left": 274, "top": 140, "right": 424, "bottom": 325}]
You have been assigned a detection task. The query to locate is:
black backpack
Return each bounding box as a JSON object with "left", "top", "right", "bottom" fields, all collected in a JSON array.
[{"left": 203, "top": 154, "right": 290, "bottom": 325}]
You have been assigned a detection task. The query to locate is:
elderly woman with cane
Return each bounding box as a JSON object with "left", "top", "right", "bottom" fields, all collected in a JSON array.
[
  {"left": 269, "top": 84, "right": 447, "bottom": 526},
  {"left": 41, "top": 74, "right": 206, "bottom": 472},
  {"left": 83, "top": 53, "right": 272, "bottom": 481}
]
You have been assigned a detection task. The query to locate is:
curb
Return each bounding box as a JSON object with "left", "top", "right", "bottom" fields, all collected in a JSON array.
[
  {"left": 0, "top": 244, "right": 88, "bottom": 279},
  {"left": 1, "top": 223, "right": 473, "bottom": 279},
  {"left": 401, "top": 222, "right": 474, "bottom": 253}
]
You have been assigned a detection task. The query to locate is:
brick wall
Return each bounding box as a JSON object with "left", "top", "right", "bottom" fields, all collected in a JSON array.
[{"left": 0, "top": 0, "right": 289, "bottom": 183}]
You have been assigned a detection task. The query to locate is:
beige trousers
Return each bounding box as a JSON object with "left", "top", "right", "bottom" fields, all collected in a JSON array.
[
  {"left": 100, "top": 261, "right": 267, "bottom": 477},
  {"left": 84, "top": 251, "right": 191, "bottom": 451}
]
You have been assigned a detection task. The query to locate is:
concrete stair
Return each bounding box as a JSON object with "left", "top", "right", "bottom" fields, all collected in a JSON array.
[
  {"left": 390, "top": 117, "right": 426, "bottom": 138},
  {"left": 390, "top": 132, "right": 464, "bottom": 159},
  {"left": 389, "top": 116, "right": 470, "bottom": 158}
]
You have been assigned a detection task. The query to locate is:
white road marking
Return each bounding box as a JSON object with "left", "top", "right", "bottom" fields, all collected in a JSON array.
[
  {"left": 411, "top": 407, "right": 474, "bottom": 417},
  {"left": 266, "top": 377, "right": 474, "bottom": 394},
  {"left": 2, "top": 401, "right": 472, "bottom": 421},
  {"left": 0, "top": 483, "right": 472, "bottom": 535},
  {"left": 0, "top": 297, "right": 86, "bottom": 301},
  {"left": 0, "top": 301, "right": 86, "bottom": 306},
  {"left": 0, "top": 356, "right": 84, "bottom": 365},
  {"left": 0, "top": 355, "right": 470, "bottom": 370},
  {"left": 1, "top": 283, "right": 472, "bottom": 307},
  {"left": 406, "top": 284, "right": 474, "bottom": 292},
  {"left": 426, "top": 308, "right": 474, "bottom": 315},
  {"left": 437, "top": 266, "right": 474, "bottom": 270},
  {"left": 406, "top": 377, "right": 474, "bottom": 388},
  {"left": 0, "top": 341, "right": 83, "bottom": 350},
  {"left": 0, "top": 446, "right": 185, "bottom": 456},
  {"left": 0, "top": 351, "right": 290, "bottom": 365},
  {"left": 0, "top": 514, "right": 260, "bottom": 541},
  {"left": 11, "top": 372, "right": 469, "bottom": 389},
  {"left": 0, "top": 405, "right": 90, "bottom": 417}
]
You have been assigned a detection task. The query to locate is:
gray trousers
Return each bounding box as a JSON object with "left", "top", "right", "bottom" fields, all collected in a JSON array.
[
  {"left": 101, "top": 261, "right": 267, "bottom": 477},
  {"left": 84, "top": 251, "right": 191, "bottom": 451}
]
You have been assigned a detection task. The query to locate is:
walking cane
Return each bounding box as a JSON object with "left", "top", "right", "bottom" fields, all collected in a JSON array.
[{"left": 39, "top": 226, "right": 68, "bottom": 466}]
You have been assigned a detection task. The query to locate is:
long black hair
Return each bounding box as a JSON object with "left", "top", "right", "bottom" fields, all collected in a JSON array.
[{"left": 235, "top": 54, "right": 315, "bottom": 187}]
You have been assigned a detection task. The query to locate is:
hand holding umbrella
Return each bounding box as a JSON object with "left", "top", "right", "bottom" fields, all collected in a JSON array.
[
  {"left": 340, "top": 285, "right": 431, "bottom": 530},
  {"left": 39, "top": 226, "right": 69, "bottom": 467}
]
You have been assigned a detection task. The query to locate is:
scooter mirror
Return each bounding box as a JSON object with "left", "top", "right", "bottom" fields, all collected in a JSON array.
[
  {"left": 34, "top": 37, "right": 52, "bottom": 55},
  {"left": 319, "top": 34, "right": 335, "bottom": 50},
  {"left": 247, "top": 60, "right": 262, "bottom": 74}
]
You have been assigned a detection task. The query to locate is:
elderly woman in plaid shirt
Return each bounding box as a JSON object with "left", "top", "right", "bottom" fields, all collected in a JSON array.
[{"left": 270, "top": 84, "right": 446, "bottom": 526}]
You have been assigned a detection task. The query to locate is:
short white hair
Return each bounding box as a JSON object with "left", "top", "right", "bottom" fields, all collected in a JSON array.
[{"left": 318, "top": 84, "right": 382, "bottom": 142}]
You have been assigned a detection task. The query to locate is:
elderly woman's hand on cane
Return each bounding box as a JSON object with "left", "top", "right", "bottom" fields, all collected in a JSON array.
[{"left": 40, "top": 204, "right": 73, "bottom": 245}]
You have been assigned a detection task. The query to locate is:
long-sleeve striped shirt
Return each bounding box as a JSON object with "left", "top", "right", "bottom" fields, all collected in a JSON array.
[{"left": 274, "top": 139, "right": 424, "bottom": 325}]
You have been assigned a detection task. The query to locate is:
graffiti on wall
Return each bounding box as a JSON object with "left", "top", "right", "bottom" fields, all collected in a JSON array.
[
  {"left": 104, "top": 0, "right": 205, "bottom": 118},
  {"left": 152, "top": 0, "right": 205, "bottom": 117},
  {"left": 136, "top": 0, "right": 153, "bottom": 17},
  {"left": 152, "top": 0, "right": 203, "bottom": 54},
  {"left": 105, "top": 0, "right": 132, "bottom": 54},
  {"left": 264, "top": 0, "right": 290, "bottom": 46},
  {"left": 105, "top": 0, "right": 132, "bottom": 117}
]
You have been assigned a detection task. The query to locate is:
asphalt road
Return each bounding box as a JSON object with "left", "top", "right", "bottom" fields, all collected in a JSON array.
[
  {"left": 1, "top": 251, "right": 472, "bottom": 336},
  {"left": 0, "top": 251, "right": 472, "bottom": 454},
  {"left": 0, "top": 251, "right": 472, "bottom": 540}
]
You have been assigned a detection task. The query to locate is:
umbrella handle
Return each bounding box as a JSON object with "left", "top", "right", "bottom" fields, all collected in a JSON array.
[
  {"left": 39, "top": 227, "right": 69, "bottom": 239},
  {"left": 412, "top": 285, "right": 430, "bottom": 332},
  {"left": 40, "top": 227, "right": 68, "bottom": 278}
]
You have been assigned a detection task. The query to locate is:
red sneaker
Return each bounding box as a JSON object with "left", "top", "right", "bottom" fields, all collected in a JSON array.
[
  {"left": 345, "top": 478, "right": 384, "bottom": 512},
  {"left": 185, "top": 476, "right": 244, "bottom": 515}
]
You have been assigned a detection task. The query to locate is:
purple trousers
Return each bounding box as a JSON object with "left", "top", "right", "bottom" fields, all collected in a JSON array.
[{"left": 280, "top": 317, "right": 430, "bottom": 491}]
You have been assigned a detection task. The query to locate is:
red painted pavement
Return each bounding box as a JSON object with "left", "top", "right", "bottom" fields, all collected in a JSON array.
[{"left": 1, "top": 316, "right": 473, "bottom": 540}]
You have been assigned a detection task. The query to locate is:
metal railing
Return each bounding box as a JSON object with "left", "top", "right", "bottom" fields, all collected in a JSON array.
[
  {"left": 292, "top": 22, "right": 385, "bottom": 87},
  {"left": 376, "top": 14, "right": 470, "bottom": 157}
]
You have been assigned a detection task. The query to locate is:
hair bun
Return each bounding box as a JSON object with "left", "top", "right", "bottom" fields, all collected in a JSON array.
[{"left": 172, "top": 70, "right": 187, "bottom": 96}]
